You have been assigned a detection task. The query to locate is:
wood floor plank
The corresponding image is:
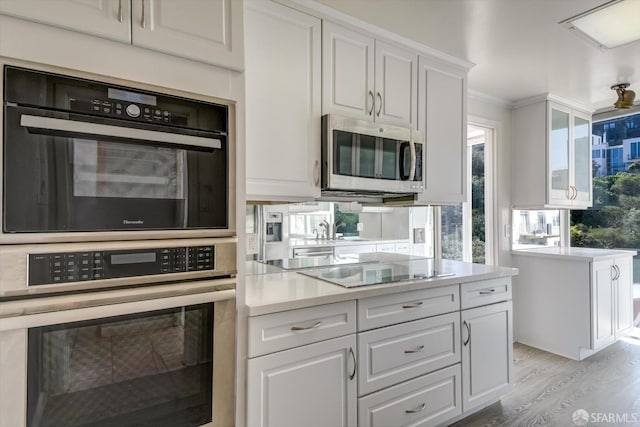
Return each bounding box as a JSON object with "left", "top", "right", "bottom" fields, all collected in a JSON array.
[{"left": 451, "top": 333, "right": 640, "bottom": 426}]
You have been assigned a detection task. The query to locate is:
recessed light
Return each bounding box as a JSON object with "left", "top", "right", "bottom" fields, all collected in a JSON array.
[{"left": 560, "top": 0, "right": 640, "bottom": 49}]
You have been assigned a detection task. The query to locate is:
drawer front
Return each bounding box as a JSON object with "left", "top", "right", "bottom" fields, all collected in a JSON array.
[
  {"left": 358, "top": 284, "right": 459, "bottom": 331},
  {"left": 358, "top": 364, "right": 462, "bottom": 427},
  {"left": 248, "top": 301, "right": 356, "bottom": 357},
  {"left": 358, "top": 312, "right": 460, "bottom": 395},
  {"left": 460, "top": 277, "right": 511, "bottom": 309}
]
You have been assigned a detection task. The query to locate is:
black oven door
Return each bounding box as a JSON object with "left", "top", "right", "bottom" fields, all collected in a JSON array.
[{"left": 3, "top": 107, "right": 228, "bottom": 233}]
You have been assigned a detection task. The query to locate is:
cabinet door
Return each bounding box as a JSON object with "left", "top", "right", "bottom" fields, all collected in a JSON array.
[
  {"left": 374, "top": 41, "right": 417, "bottom": 128},
  {"left": 245, "top": 0, "right": 321, "bottom": 201},
  {"left": 461, "top": 301, "right": 513, "bottom": 412},
  {"left": 416, "top": 56, "right": 467, "bottom": 204},
  {"left": 615, "top": 256, "right": 634, "bottom": 336},
  {"left": 0, "top": 0, "right": 130, "bottom": 42},
  {"left": 572, "top": 112, "right": 592, "bottom": 206},
  {"left": 131, "top": 0, "right": 243, "bottom": 70},
  {"left": 322, "top": 21, "right": 375, "bottom": 120},
  {"left": 247, "top": 335, "right": 357, "bottom": 427},
  {"left": 547, "top": 103, "right": 572, "bottom": 207},
  {"left": 591, "top": 260, "right": 616, "bottom": 349}
]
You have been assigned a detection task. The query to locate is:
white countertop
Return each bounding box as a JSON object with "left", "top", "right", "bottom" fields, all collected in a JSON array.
[
  {"left": 512, "top": 246, "right": 637, "bottom": 261},
  {"left": 245, "top": 259, "right": 518, "bottom": 316}
]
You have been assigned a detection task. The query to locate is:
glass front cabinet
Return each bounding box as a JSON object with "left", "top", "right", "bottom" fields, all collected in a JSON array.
[{"left": 512, "top": 95, "right": 593, "bottom": 209}]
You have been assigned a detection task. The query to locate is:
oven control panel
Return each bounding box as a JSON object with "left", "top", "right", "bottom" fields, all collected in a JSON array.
[{"left": 28, "top": 246, "right": 214, "bottom": 286}]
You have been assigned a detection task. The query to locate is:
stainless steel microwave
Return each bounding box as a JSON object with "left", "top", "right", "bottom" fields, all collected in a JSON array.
[
  {"left": 322, "top": 114, "right": 425, "bottom": 195},
  {"left": 1, "top": 64, "right": 235, "bottom": 243}
]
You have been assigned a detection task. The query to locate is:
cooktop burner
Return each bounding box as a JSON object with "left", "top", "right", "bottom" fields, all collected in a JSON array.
[
  {"left": 298, "top": 261, "right": 455, "bottom": 288},
  {"left": 259, "top": 256, "right": 376, "bottom": 270}
]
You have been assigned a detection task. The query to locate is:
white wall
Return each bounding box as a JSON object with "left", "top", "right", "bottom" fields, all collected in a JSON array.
[{"left": 468, "top": 94, "right": 513, "bottom": 267}]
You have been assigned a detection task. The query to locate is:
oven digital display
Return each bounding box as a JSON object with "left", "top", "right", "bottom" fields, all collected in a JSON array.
[
  {"left": 107, "top": 87, "right": 157, "bottom": 105},
  {"left": 111, "top": 252, "right": 157, "bottom": 265}
]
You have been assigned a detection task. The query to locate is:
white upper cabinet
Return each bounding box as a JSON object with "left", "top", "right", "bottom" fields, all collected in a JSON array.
[
  {"left": 244, "top": 0, "right": 321, "bottom": 201},
  {"left": 0, "top": 0, "right": 243, "bottom": 70},
  {"left": 131, "top": 0, "right": 243, "bottom": 70},
  {"left": 0, "top": 0, "right": 131, "bottom": 42},
  {"left": 512, "top": 96, "right": 593, "bottom": 209},
  {"left": 322, "top": 21, "right": 417, "bottom": 128},
  {"left": 415, "top": 55, "right": 467, "bottom": 205}
]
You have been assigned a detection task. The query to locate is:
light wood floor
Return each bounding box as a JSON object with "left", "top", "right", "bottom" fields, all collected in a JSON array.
[{"left": 452, "top": 330, "right": 640, "bottom": 426}]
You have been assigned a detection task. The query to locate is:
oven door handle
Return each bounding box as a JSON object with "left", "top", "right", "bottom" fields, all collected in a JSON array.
[{"left": 20, "top": 114, "right": 222, "bottom": 150}]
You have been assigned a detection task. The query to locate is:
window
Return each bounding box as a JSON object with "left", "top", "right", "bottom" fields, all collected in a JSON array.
[
  {"left": 440, "top": 122, "right": 495, "bottom": 264},
  {"left": 512, "top": 209, "right": 561, "bottom": 249},
  {"left": 571, "top": 112, "right": 640, "bottom": 286}
]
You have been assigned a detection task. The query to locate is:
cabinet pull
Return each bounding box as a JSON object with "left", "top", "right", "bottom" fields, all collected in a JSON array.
[
  {"left": 571, "top": 185, "right": 578, "bottom": 200},
  {"left": 566, "top": 187, "right": 572, "bottom": 200},
  {"left": 290, "top": 321, "right": 321, "bottom": 331},
  {"left": 402, "top": 301, "right": 423, "bottom": 309},
  {"left": 376, "top": 92, "right": 382, "bottom": 116},
  {"left": 479, "top": 289, "right": 496, "bottom": 295},
  {"left": 405, "top": 402, "right": 426, "bottom": 414},
  {"left": 613, "top": 264, "right": 621, "bottom": 280},
  {"left": 368, "top": 91, "right": 375, "bottom": 115},
  {"left": 463, "top": 321, "right": 470, "bottom": 346},
  {"left": 349, "top": 347, "right": 357, "bottom": 380},
  {"left": 118, "top": 0, "right": 123, "bottom": 23},
  {"left": 313, "top": 159, "right": 320, "bottom": 186},
  {"left": 404, "top": 345, "right": 425, "bottom": 354},
  {"left": 141, "top": 0, "right": 146, "bottom": 28}
]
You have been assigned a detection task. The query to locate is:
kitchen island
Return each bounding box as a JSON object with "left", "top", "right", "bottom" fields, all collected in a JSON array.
[
  {"left": 245, "top": 257, "right": 518, "bottom": 427},
  {"left": 513, "top": 247, "right": 636, "bottom": 361}
]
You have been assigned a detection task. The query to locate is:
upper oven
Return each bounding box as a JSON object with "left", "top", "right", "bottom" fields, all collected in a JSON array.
[{"left": 1, "top": 65, "right": 235, "bottom": 243}]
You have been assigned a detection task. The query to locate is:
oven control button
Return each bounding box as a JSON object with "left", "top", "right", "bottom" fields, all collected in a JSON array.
[{"left": 126, "top": 104, "right": 141, "bottom": 117}]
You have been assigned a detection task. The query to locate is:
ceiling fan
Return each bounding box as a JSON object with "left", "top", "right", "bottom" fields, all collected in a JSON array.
[{"left": 611, "top": 83, "right": 636, "bottom": 108}]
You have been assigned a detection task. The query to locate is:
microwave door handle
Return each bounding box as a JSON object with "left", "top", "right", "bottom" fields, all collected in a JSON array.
[
  {"left": 19, "top": 114, "right": 222, "bottom": 150},
  {"left": 408, "top": 140, "right": 416, "bottom": 181}
]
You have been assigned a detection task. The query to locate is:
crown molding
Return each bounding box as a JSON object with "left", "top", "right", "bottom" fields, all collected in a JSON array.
[{"left": 467, "top": 90, "right": 514, "bottom": 109}]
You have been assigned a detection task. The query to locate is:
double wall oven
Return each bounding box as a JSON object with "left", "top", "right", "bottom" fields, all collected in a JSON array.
[{"left": 0, "top": 63, "right": 237, "bottom": 427}]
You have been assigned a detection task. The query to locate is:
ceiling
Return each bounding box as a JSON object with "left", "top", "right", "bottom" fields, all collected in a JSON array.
[{"left": 315, "top": 0, "right": 640, "bottom": 111}]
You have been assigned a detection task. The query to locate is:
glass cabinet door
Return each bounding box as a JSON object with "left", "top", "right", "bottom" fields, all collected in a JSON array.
[
  {"left": 549, "top": 106, "right": 571, "bottom": 204},
  {"left": 573, "top": 114, "right": 592, "bottom": 203}
]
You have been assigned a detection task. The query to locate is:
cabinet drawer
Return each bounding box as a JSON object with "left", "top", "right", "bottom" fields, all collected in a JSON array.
[
  {"left": 358, "top": 312, "right": 460, "bottom": 395},
  {"left": 358, "top": 364, "right": 462, "bottom": 427},
  {"left": 248, "top": 301, "right": 356, "bottom": 358},
  {"left": 460, "top": 277, "right": 511, "bottom": 309},
  {"left": 358, "top": 284, "right": 459, "bottom": 331}
]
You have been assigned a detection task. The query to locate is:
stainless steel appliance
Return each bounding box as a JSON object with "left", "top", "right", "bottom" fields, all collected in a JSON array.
[
  {"left": 1, "top": 64, "right": 235, "bottom": 243},
  {"left": 0, "top": 237, "right": 236, "bottom": 298},
  {"left": 260, "top": 205, "right": 289, "bottom": 261},
  {"left": 0, "top": 63, "right": 238, "bottom": 427},
  {"left": 322, "top": 114, "right": 425, "bottom": 196},
  {"left": 0, "top": 280, "right": 236, "bottom": 427}
]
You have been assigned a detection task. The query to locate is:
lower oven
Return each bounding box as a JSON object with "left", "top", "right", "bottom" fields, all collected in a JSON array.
[{"left": 0, "top": 279, "right": 236, "bottom": 427}]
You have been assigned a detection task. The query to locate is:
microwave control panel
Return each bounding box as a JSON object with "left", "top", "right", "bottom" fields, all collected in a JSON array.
[{"left": 28, "top": 246, "right": 214, "bottom": 286}]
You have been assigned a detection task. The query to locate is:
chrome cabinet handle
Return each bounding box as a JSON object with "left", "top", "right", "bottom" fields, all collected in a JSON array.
[
  {"left": 566, "top": 187, "right": 572, "bottom": 200},
  {"left": 141, "top": 0, "right": 146, "bottom": 29},
  {"left": 612, "top": 264, "right": 620, "bottom": 280},
  {"left": 479, "top": 289, "right": 496, "bottom": 295},
  {"left": 118, "top": 0, "right": 123, "bottom": 22},
  {"left": 313, "top": 159, "right": 320, "bottom": 186},
  {"left": 376, "top": 92, "right": 382, "bottom": 116},
  {"left": 405, "top": 403, "right": 426, "bottom": 414},
  {"left": 402, "top": 301, "right": 423, "bottom": 309},
  {"left": 404, "top": 345, "right": 425, "bottom": 354},
  {"left": 463, "top": 321, "right": 470, "bottom": 346},
  {"left": 349, "top": 347, "right": 356, "bottom": 380},
  {"left": 571, "top": 185, "right": 577, "bottom": 200},
  {"left": 290, "top": 321, "right": 321, "bottom": 331},
  {"left": 368, "top": 91, "right": 375, "bottom": 115}
]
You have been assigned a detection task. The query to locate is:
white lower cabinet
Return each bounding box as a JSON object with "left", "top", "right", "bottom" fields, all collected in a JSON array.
[
  {"left": 358, "top": 364, "right": 461, "bottom": 427},
  {"left": 460, "top": 301, "right": 513, "bottom": 412},
  {"left": 513, "top": 248, "right": 635, "bottom": 360},
  {"left": 247, "top": 334, "right": 357, "bottom": 427}
]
